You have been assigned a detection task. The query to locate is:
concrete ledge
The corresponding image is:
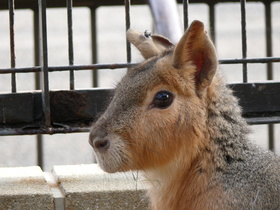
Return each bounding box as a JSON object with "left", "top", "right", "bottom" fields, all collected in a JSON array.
[
  {"left": 0, "top": 164, "right": 149, "bottom": 210},
  {"left": 52, "top": 164, "right": 149, "bottom": 210},
  {"left": 0, "top": 166, "right": 54, "bottom": 210}
]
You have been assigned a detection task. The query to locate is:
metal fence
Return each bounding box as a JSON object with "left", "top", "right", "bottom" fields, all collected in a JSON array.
[{"left": 0, "top": 0, "right": 280, "bottom": 169}]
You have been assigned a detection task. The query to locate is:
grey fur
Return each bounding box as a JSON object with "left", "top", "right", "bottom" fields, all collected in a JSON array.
[{"left": 208, "top": 73, "right": 280, "bottom": 209}]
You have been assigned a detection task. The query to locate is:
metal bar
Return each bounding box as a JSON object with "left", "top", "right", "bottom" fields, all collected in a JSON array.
[
  {"left": 246, "top": 117, "right": 280, "bottom": 125},
  {"left": 67, "top": 0, "right": 75, "bottom": 90},
  {"left": 1, "top": 56, "right": 280, "bottom": 74},
  {"left": 36, "top": 135, "right": 44, "bottom": 168},
  {"left": 125, "top": 0, "right": 131, "bottom": 63},
  {"left": 219, "top": 57, "right": 280, "bottom": 64},
  {"left": 208, "top": 3, "right": 216, "bottom": 44},
  {"left": 240, "top": 0, "right": 248, "bottom": 82},
  {"left": 39, "top": 0, "right": 51, "bottom": 128},
  {"left": 33, "top": 9, "right": 41, "bottom": 87},
  {"left": 0, "top": 127, "right": 91, "bottom": 136},
  {"left": 183, "top": 0, "right": 189, "bottom": 30},
  {"left": 264, "top": 1, "right": 274, "bottom": 152},
  {"left": 0, "top": 63, "right": 138, "bottom": 73},
  {"left": 90, "top": 7, "right": 98, "bottom": 87},
  {"left": 33, "top": 8, "right": 44, "bottom": 169},
  {"left": 264, "top": 2, "right": 273, "bottom": 80},
  {"left": 268, "top": 124, "right": 274, "bottom": 152},
  {"left": 8, "top": 0, "right": 16, "bottom": 92}
]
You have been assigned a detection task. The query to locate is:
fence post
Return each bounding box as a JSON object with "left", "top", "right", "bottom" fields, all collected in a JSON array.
[{"left": 38, "top": 0, "right": 51, "bottom": 129}]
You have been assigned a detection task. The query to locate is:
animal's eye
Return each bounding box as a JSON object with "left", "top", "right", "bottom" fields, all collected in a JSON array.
[{"left": 152, "top": 91, "right": 174, "bottom": 109}]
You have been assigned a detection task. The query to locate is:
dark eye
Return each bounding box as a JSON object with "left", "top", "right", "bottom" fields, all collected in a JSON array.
[{"left": 152, "top": 91, "right": 174, "bottom": 109}]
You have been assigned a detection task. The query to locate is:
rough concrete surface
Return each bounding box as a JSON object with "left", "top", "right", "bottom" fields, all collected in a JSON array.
[
  {"left": 52, "top": 164, "right": 149, "bottom": 210},
  {"left": 0, "top": 166, "right": 54, "bottom": 210}
]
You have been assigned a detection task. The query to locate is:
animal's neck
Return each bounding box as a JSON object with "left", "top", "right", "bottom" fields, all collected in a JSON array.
[
  {"left": 144, "top": 149, "right": 221, "bottom": 210},
  {"left": 206, "top": 75, "right": 250, "bottom": 169}
]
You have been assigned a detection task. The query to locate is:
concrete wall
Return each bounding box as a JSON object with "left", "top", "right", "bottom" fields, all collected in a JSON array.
[{"left": 0, "top": 164, "right": 149, "bottom": 210}]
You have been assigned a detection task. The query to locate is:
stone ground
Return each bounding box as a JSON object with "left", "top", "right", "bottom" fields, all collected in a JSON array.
[{"left": 0, "top": 3, "right": 280, "bottom": 171}]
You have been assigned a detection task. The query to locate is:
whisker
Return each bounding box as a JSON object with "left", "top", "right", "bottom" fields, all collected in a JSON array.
[{"left": 120, "top": 152, "right": 162, "bottom": 192}]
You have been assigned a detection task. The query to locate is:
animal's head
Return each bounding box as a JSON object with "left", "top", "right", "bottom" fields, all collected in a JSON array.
[{"left": 89, "top": 20, "right": 218, "bottom": 173}]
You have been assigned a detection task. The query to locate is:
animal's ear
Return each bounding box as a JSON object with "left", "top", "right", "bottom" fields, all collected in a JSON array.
[
  {"left": 172, "top": 20, "right": 218, "bottom": 92},
  {"left": 127, "top": 29, "right": 174, "bottom": 59}
]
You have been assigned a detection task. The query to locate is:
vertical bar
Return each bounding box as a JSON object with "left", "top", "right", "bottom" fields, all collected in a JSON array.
[
  {"left": 264, "top": 1, "right": 274, "bottom": 152},
  {"left": 268, "top": 124, "right": 274, "bottom": 152},
  {"left": 33, "top": 8, "right": 44, "bottom": 169},
  {"left": 264, "top": 2, "right": 273, "bottom": 80},
  {"left": 39, "top": 0, "right": 51, "bottom": 128},
  {"left": 8, "top": 0, "right": 16, "bottom": 92},
  {"left": 36, "top": 135, "right": 44, "bottom": 168},
  {"left": 183, "top": 0, "right": 189, "bottom": 30},
  {"left": 90, "top": 7, "right": 98, "bottom": 87},
  {"left": 240, "top": 0, "right": 248, "bottom": 83},
  {"left": 125, "top": 0, "right": 131, "bottom": 63},
  {"left": 34, "top": 10, "right": 40, "bottom": 80},
  {"left": 67, "top": 0, "right": 75, "bottom": 90},
  {"left": 209, "top": 3, "right": 216, "bottom": 45},
  {"left": 90, "top": 7, "right": 98, "bottom": 162}
]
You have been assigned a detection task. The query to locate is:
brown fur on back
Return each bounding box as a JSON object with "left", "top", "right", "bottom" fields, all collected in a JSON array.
[{"left": 89, "top": 21, "right": 280, "bottom": 209}]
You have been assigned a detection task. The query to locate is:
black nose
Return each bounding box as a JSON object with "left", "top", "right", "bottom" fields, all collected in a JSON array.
[{"left": 93, "top": 139, "right": 110, "bottom": 152}]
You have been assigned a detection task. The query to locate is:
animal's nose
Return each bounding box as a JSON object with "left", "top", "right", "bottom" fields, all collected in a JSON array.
[{"left": 91, "top": 138, "right": 110, "bottom": 153}]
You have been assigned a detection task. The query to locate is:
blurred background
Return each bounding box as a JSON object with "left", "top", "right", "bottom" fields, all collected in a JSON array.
[{"left": 0, "top": 2, "right": 280, "bottom": 171}]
